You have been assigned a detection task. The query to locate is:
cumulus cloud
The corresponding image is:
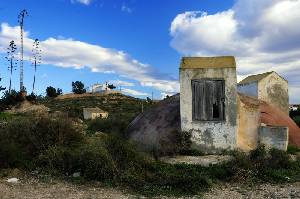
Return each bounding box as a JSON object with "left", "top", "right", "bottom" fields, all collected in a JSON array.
[
  {"left": 121, "top": 4, "right": 132, "bottom": 13},
  {"left": 122, "top": 88, "right": 149, "bottom": 96},
  {"left": 170, "top": 0, "right": 300, "bottom": 103},
  {"left": 110, "top": 80, "right": 135, "bottom": 87},
  {"left": 0, "top": 23, "right": 179, "bottom": 96},
  {"left": 71, "top": 0, "right": 93, "bottom": 5}
]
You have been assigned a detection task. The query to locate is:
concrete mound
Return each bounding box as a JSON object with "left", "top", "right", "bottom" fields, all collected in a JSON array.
[
  {"left": 127, "top": 94, "right": 180, "bottom": 152},
  {"left": 128, "top": 93, "right": 300, "bottom": 152}
]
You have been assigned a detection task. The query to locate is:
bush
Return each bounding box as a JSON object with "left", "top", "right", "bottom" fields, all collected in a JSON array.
[
  {"left": 1, "top": 90, "right": 25, "bottom": 106},
  {"left": 87, "top": 116, "right": 130, "bottom": 136},
  {"left": 157, "top": 130, "right": 193, "bottom": 157},
  {"left": 0, "top": 112, "right": 14, "bottom": 121},
  {"left": 287, "top": 145, "right": 300, "bottom": 155},
  {"left": 0, "top": 115, "right": 84, "bottom": 168},
  {"left": 26, "top": 92, "right": 37, "bottom": 102},
  {"left": 293, "top": 116, "right": 300, "bottom": 127},
  {"left": 227, "top": 145, "right": 298, "bottom": 183}
]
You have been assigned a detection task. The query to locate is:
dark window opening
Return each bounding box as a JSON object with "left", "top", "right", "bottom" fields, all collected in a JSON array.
[
  {"left": 213, "top": 103, "right": 219, "bottom": 119},
  {"left": 192, "top": 79, "right": 225, "bottom": 121}
]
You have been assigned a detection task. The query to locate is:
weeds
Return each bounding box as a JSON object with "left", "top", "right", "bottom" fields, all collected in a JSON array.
[{"left": 0, "top": 114, "right": 300, "bottom": 196}]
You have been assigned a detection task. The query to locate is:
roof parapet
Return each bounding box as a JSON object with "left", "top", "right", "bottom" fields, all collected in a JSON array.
[{"left": 180, "top": 56, "right": 236, "bottom": 69}]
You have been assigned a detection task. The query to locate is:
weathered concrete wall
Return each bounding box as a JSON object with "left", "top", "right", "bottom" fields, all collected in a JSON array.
[
  {"left": 180, "top": 57, "right": 238, "bottom": 152},
  {"left": 237, "top": 94, "right": 260, "bottom": 151},
  {"left": 83, "top": 111, "right": 108, "bottom": 120},
  {"left": 259, "top": 126, "right": 289, "bottom": 151},
  {"left": 237, "top": 82, "right": 258, "bottom": 98},
  {"left": 258, "top": 72, "right": 289, "bottom": 114}
]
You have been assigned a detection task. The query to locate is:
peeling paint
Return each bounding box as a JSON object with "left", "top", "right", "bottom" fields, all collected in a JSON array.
[{"left": 180, "top": 57, "right": 238, "bottom": 152}]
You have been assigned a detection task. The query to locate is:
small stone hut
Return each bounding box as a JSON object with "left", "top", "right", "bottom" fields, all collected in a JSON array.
[
  {"left": 127, "top": 56, "right": 299, "bottom": 154},
  {"left": 83, "top": 107, "right": 108, "bottom": 120},
  {"left": 238, "top": 71, "right": 289, "bottom": 114},
  {"left": 180, "top": 56, "right": 238, "bottom": 152}
]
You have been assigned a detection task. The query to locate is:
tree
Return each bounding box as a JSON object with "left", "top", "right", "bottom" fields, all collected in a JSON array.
[
  {"left": 31, "top": 39, "right": 41, "bottom": 94},
  {"left": 108, "top": 84, "right": 116, "bottom": 90},
  {"left": 46, "top": 86, "right": 62, "bottom": 98},
  {"left": 5, "top": 40, "right": 18, "bottom": 94},
  {"left": 146, "top": 97, "right": 152, "bottom": 104},
  {"left": 56, "top": 88, "right": 62, "bottom": 96},
  {"left": 0, "top": 78, "right": 6, "bottom": 92},
  {"left": 18, "top": 9, "right": 28, "bottom": 92},
  {"left": 72, "top": 81, "right": 86, "bottom": 94}
]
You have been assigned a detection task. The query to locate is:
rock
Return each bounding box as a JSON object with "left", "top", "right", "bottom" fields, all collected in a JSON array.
[
  {"left": 7, "top": 178, "right": 19, "bottom": 183},
  {"left": 160, "top": 155, "right": 233, "bottom": 167},
  {"left": 289, "top": 154, "right": 298, "bottom": 161},
  {"left": 94, "top": 131, "right": 106, "bottom": 137},
  {"left": 10, "top": 168, "right": 22, "bottom": 177},
  {"left": 72, "top": 172, "right": 80, "bottom": 178}
]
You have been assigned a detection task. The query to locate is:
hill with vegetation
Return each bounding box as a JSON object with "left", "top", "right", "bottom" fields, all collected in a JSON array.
[{"left": 40, "top": 93, "right": 153, "bottom": 120}]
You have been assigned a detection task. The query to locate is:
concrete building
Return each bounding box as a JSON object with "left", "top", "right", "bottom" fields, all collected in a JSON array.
[
  {"left": 180, "top": 56, "right": 238, "bottom": 152},
  {"left": 91, "top": 83, "right": 111, "bottom": 93},
  {"left": 128, "top": 56, "right": 297, "bottom": 154},
  {"left": 91, "top": 83, "right": 121, "bottom": 95},
  {"left": 290, "top": 105, "right": 299, "bottom": 111},
  {"left": 83, "top": 107, "right": 108, "bottom": 120},
  {"left": 238, "top": 71, "right": 289, "bottom": 114}
]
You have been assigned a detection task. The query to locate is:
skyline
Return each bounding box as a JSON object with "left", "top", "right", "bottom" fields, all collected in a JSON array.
[{"left": 0, "top": 0, "right": 299, "bottom": 103}]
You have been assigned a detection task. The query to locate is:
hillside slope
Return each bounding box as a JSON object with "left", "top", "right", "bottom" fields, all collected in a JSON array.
[{"left": 40, "top": 93, "right": 153, "bottom": 120}]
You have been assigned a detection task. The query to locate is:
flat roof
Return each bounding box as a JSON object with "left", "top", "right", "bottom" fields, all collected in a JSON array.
[
  {"left": 180, "top": 56, "right": 236, "bottom": 69},
  {"left": 83, "top": 107, "right": 107, "bottom": 113}
]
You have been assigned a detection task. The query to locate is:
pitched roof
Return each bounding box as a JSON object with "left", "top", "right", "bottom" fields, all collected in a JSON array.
[
  {"left": 83, "top": 107, "right": 107, "bottom": 113},
  {"left": 180, "top": 56, "right": 236, "bottom": 69},
  {"left": 238, "top": 71, "right": 274, "bottom": 85}
]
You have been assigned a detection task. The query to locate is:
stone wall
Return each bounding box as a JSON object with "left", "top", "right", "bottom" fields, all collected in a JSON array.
[
  {"left": 258, "top": 72, "right": 289, "bottom": 115},
  {"left": 180, "top": 57, "right": 238, "bottom": 152},
  {"left": 237, "top": 94, "right": 261, "bottom": 151},
  {"left": 259, "top": 126, "right": 289, "bottom": 151}
]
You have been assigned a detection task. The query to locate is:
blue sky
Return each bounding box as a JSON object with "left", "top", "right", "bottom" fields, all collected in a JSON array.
[{"left": 0, "top": 0, "right": 300, "bottom": 103}]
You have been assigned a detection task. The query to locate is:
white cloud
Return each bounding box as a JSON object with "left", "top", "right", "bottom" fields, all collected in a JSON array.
[
  {"left": 110, "top": 80, "right": 135, "bottom": 87},
  {"left": 122, "top": 88, "right": 149, "bottom": 96},
  {"left": 0, "top": 23, "right": 178, "bottom": 96},
  {"left": 121, "top": 4, "right": 132, "bottom": 13},
  {"left": 71, "top": 0, "right": 93, "bottom": 5},
  {"left": 170, "top": 0, "right": 300, "bottom": 103}
]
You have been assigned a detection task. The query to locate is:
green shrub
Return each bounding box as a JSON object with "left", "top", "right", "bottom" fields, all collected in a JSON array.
[
  {"left": 227, "top": 146, "right": 299, "bottom": 183},
  {"left": 87, "top": 116, "right": 130, "bottom": 136},
  {"left": 26, "top": 92, "right": 37, "bottom": 102},
  {"left": 157, "top": 130, "right": 194, "bottom": 157},
  {"left": 38, "top": 146, "right": 81, "bottom": 175},
  {"left": 1, "top": 90, "right": 25, "bottom": 106},
  {"left": 0, "top": 112, "right": 14, "bottom": 121},
  {"left": 293, "top": 116, "right": 300, "bottom": 127},
  {"left": 78, "top": 143, "right": 117, "bottom": 181},
  {"left": 287, "top": 145, "right": 300, "bottom": 155},
  {"left": 0, "top": 115, "right": 84, "bottom": 168}
]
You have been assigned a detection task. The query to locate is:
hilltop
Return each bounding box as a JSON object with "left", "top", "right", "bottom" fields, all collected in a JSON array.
[{"left": 39, "top": 93, "right": 154, "bottom": 120}]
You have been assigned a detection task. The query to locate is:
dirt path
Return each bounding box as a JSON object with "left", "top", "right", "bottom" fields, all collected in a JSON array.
[
  {"left": 1, "top": 177, "right": 300, "bottom": 199},
  {"left": 202, "top": 182, "right": 300, "bottom": 199}
]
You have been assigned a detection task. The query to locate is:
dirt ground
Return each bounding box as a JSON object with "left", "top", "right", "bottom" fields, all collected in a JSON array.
[{"left": 1, "top": 176, "right": 300, "bottom": 199}]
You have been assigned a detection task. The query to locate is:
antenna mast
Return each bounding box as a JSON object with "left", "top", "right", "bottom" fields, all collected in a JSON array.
[{"left": 18, "top": 9, "right": 28, "bottom": 91}]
